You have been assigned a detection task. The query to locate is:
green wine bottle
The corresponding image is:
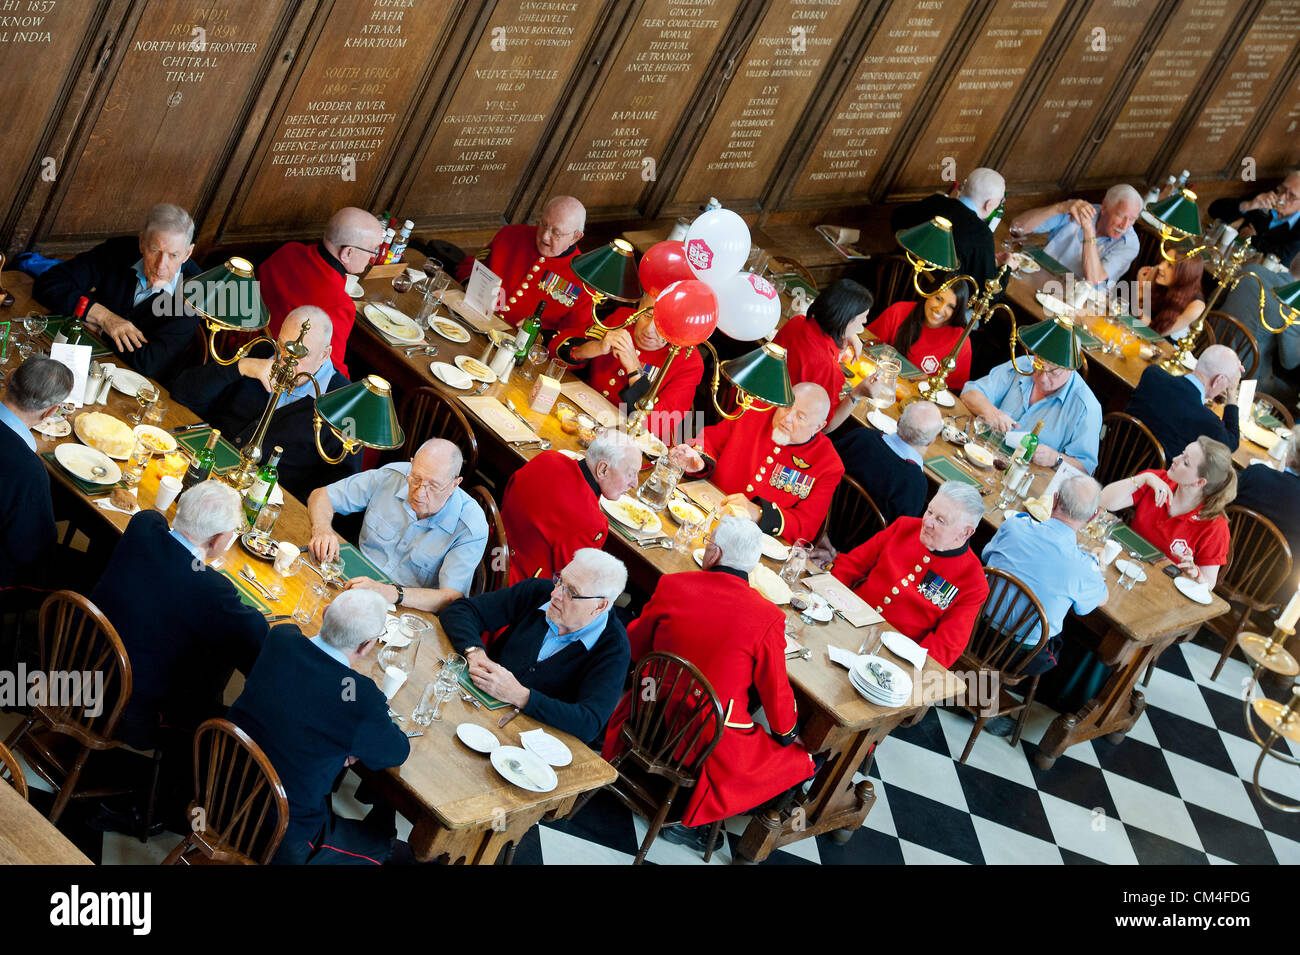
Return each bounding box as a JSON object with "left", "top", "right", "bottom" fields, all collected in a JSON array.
[
  {"left": 243, "top": 446, "right": 283, "bottom": 525},
  {"left": 64, "top": 296, "right": 90, "bottom": 346},
  {"left": 514, "top": 303, "right": 544, "bottom": 366},
  {"left": 182, "top": 429, "right": 221, "bottom": 490}
]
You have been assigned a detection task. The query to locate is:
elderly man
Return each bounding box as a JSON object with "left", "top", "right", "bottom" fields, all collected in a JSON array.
[
  {"left": 669, "top": 382, "right": 845, "bottom": 542},
  {"left": 1218, "top": 264, "right": 1300, "bottom": 399},
  {"left": 0, "top": 357, "right": 74, "bottom": 588},
  {"left": 1008, "top": 184, "right": 1143, "bottom": 289},
  {"left": 501, "top": 430, "right": 641, "bottom": 584},
  {"left": 961, "top": 350, "right": 1102, "bottom": 474},
  {"left": 307, "top": 438, "right": 487, "bottom": 612},
  {"left": 982, "top": 476, "right": 1108, "bottom": 691},
  {"left": 1208, "top": 169, "right": 1300, "bottom": 265},
  {"left": 829, "top": 482, "right": 989, "bottom": 668},
  {"left": 90, "top": 481, "right": 267, "bottom": 751},
  {"left": 441, "top": 549, "right": 630, "bottom": 744},
  {"left": 33, "top": 203, "right": 201, "bottom": 382},
  {"left": 228, "top": 589, "right": 409, "bottom": 865},
  {"left": 833, "top": 400, "right": 942, "bottom": 525},
  {"left": 171, "top": 306, "right": 359, "bottom": 497},
  {"left": 550, "top": 291, "right": 704, "bottom": 444},
  {"left": 891, "top": 168, "right": 1005, "bottom": 288},
  {"left": 606, "top": 517, "right": 816, "bottom": 849},
  {"left": 258, "top": 207, "right": 384, "bottom": 378},
  {"left": 455, "top": 195, "right": 594, "bottom": 330},
  {"left": 1125, "top": 344, "right": 1243, "bottom": 457}
]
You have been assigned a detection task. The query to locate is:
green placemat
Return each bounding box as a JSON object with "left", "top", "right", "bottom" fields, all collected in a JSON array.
[
  {"left": 1021, "top": 245, "right": 1069, "bottom": 275},
  {"left": 864, "top": 343, "right": 922, "bottom": 380},
  {"left": 40, "top": 318, "right": 113, "bottom": 358},
  {"left": 1115, "top": 314, "right": 1164, "bottom": 342},
  {"left": 458, "top": 670, "right": 510, "bottom": 710},
  {"left": 176, "top": 427, "right": 242, "bottom": 472},
  {"left": 40, "top": 451, "right": 122, "bottom": 496},
  {"left": 1111, "top": 524, "right": 1163, "bottom": 562},
  {"left": 1254, "top": 408, "right": 1284, "bottom": 430},
  {"left": 924, "top": 455, "right": 985, "bottom": 489},
  {"left": 338, "top": 540, "right": 392, "bottom": 584},
  {"left": 218, "top": 568, "right": 275, "bottom": 613}
]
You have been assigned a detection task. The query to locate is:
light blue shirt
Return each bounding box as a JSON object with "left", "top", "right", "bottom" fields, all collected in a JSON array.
[
  {"left": 1034, "top": 204, "right": 1138, "bottom": 290},
  {"left": 958, "top": 195, "right": 980, "bottom": 216},
  {"left": 537, "top": 601, "right": 608, "bottom": 662},
  {"left": 325, "top": 462, "right": 488, "bottom": 593},
  {"left": 883, "top": 429, "right": 924, "bottom": 467},
  {"left": 1184, "top": 372, "right": 1207, "bottom": 405},
  {"left": 277, "top": 359, "right": 336, "bottom": 410},
  {"left": 0, "top": 402, "right": 36, "bottom": 451},
  {"left": 983, "top": 514, "right": 1107, "bottom": 642},
  {"left": 131, "top": 259, "right": 183, "bottom": 307},
  {"left": 309, "top": 635, "right": 351, "bottom": 668},
  {"left": 167, "top": 528, "right": 205, "bottom": 565},
  {"left": 1269, "top": 207, "right": 1300, "bottom": 231},
  {"left": 965, "top": 357, "right": 1103, "bottom": 473}
]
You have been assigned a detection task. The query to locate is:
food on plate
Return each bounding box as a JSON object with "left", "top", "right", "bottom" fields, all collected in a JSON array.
[
  {"left": 618, "top": 499, "right": 655, "bottom": 529},
  {"left": 1023, "top": 495, "right": 1052, "bottom": 522},
  {"left": 79, "top": 412, "right": 134, "bottom": 458},
  {"left": 109, "top": 488, "right": 138, "bottom": 513},
  {"left": 963, "top": 444, "right": 994, "bottom": 467},
  {"left": 668, "top": 498, "right": 704, "bottom": 525},
  {"left": 460, "top": 357, "right": 491, "bottom": 378}
]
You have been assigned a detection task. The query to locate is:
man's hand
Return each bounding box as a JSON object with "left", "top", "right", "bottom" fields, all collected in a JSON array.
[
  {"left": 309, "top": 527, "right": 341, "bottom": 563},
  {"left": 238, "top": 356, "right": 274, "bottom": 393},
  {"left": 98, "top": 312, "right": 148, "bottom": 352},
  {"left": 1070, "top": 201, "right": 1098, "bottom": 238},
  {"left": 985, "top": 410, "right": 1017, "bottom": 433},
  {"left": 809, "top": 530, "right": 837, "bottom": 569},
  {"left": 669, "top": 444, "right": 705, "bottom": 472},
  {"left": 1031, "top": 444, "right": 1060, "bottom": 468},
  {"left": 721, "top": 493, "right": 760, "bottom": 522},
  {"left": 1242, "top": 191, "right": 1278, "bottom": 213},
  {"left": 606, "top": 328, "right": 640, "bottom": 374},
  {"left": 347, "top": 576, "right": 398, "bottom": 604},
  {"left": 995, "top": 250, "right": 1015, "bottom": 266},
  {"left": 469, "top": 655, "right": 529, "bottom": 708}
]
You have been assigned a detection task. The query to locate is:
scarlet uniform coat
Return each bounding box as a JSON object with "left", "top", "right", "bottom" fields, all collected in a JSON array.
[
  {"left": 772, "top": 314, "right": 849, "bottom": 404},
  {"left": 831, "top": 517, "right": 988, "bottom": 668},
  {"left": 550, "top": 305, "right": 704, "bottom": 443},
  {"left": 868, "top": 301, "right": 973, "bottom": 390},
  {"left": 692, "top": 407, "right": 845, "bottom": 542},
  {"left": 455, "top": 224, "right": 594, "bottom": 330},
  {"left": 259, "top": 242, "right": 356, "bottom": 378},
  {"left": 603, "top": 567, "right": 816, "bottom": 826},
  {"left": 501, "top": 450, "right": 608, "bottom": 584}
]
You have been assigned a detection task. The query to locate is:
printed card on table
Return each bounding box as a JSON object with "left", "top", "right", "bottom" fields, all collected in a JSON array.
[
  {"left": 464, "top": 260, "right": 502, "bottom": 319},
  {"left": 49, "top": 342, "right": 93, "bottom": 408},
  {"left": 559, "top": 379, "right": 619, "bottom": 424},
  {"left": 802, "top": 573, "right": 885, "bottom": 628}
]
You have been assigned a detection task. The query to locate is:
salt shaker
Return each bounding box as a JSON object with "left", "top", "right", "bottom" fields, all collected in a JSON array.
[{"left": 84, "top": 361, "right": 103, "bottom": 405}]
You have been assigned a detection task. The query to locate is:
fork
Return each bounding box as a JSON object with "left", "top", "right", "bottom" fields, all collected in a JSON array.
[
  {"left": 239, "top": 564, "right": 276, "bottom": 601},
  {"left": 460, "top": 692, "right": 481, "bottom": 709}
]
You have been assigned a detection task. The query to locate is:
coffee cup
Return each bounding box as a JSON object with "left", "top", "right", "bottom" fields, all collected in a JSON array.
[
  {"left": 274, "top": 542, "right": 300, "bottom": 576},
  {"left": 154, "top": 475, "right": 183, "bottom": 511},
  {"left": 1101, "top": 539, "right": 1122, "bottom": 567}
]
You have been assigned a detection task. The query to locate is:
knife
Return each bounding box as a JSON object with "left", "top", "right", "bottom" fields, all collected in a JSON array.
[
  {"left": 171, "top": 422, "right": 208, "bottom": 434},
  {"left": 264, "top": 613, "right": 294, "bottom": 623},
  {"left": 498, "top": 706, "right": 520, "bottom": 728}
]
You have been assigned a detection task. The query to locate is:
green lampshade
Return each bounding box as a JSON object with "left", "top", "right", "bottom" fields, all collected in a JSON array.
[
  {"left": 722, "top": 342, "right": 794, "bottom": 407},
  {"left": 1147, "top": 188, "right": 1201, "bottom": 239},
  {"left": 1018, "top": 316, "right": 1083, "bottom": 370},
  {"left": 183, "top": 256, "right": 269, "bottom": 330},
  {"left": 1273, "top": 279, "right": 1300, "bottom": 318},
  {"left": 572, "top": 238, "right": 641, "bottom": 302},
  {"left": 896, "top": 216, "right": 959, "bottom": 270},
  {"left": 315, "top": 375, "right": 404, "bottom": 450}
]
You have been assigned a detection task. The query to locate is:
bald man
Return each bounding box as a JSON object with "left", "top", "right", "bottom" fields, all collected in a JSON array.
[
  {"left": 1125, "top": 343, "right": 1244, "bottom": 458},
  {"left": 171, "top": 305, "right": 361, "bottom": 497},
  {"left": 258, "top": 206, "right": 385, "bottom": 377},
  {"left": 670, "top": 382, "right": 845, "bottom": 541},
  {"left": 455, "top": 195, "right": 595, "bottom": 331}
]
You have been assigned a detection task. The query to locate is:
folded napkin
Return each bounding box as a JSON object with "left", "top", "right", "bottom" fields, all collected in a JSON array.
[
  {"left": 880, "top": 631, "right": 928, "bottom": 671},
  {"left": 827, "top": 645, "right": 858, "bottom": 669}
]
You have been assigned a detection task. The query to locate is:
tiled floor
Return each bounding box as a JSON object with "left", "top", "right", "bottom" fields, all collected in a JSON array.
[{"left": 10, "top": 633, "right": 1298, "bottom": 865}]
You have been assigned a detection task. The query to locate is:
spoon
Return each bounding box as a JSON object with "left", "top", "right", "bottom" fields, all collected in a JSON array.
[
  {"left": 240, "top": 563, "right": 276, "bottom": 600},
  {"left": 90, "top": 465, "right": 108, "bottom": 479},
  {"left": 404, "top": 344, "right": 438, "bottom": 357},
  {"left": 511, "top": 437, "right": 552, "bottom": 450},
  {"left": 472, "top": 382, "right": 491, "bottom": 395}
]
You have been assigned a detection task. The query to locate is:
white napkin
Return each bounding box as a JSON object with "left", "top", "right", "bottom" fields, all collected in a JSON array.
[
  {"left": 519, "top": 729, "right": 568, "bottom": 765},
  {"left": 880, "top": 631, "right": 928, "bottom": 671},
  {"left": 827, "top": 645, "right": 858, "bottom": 669}
]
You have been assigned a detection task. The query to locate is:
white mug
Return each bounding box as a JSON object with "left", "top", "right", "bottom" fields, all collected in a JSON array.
[
  {"left": 274, "top": 542, "right": 300, "bottom": 575},
  {"left": 155, "top": 475, "right": 183, "bottom": 511}
]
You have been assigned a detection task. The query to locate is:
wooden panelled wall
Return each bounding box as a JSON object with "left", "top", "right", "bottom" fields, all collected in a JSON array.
[{"left": 4, "top": 0, "right": 1300, "bottom": 261}]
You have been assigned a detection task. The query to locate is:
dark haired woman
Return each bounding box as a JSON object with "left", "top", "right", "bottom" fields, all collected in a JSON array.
[
  {"left": 772, "top": 278, "right": 874, "bottom": 430},
  {"left": 867, "top": 282, "right": 973, "bottom": 391},
  {"left": 1135, "top": 257, "right": 1205, "bottom": 340}
]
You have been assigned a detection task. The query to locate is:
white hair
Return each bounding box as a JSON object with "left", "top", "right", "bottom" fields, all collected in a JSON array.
[
  {"left": 586, "top": 429, "right": 640, "bottom": 473},
  {"left": 1104, "top": 184, "right": 1142, "bottom": 210},
  {"left": 319, "top": 589, "right": 386, "bottom": 652},
  {"left": 543, "top": 195, "right": 586, "bottom": 232},
  {"left": 897, "top": 401, "right": 943, "bottom": 450},
  {"left": 961, "top": 168, "right": 1005, "bottom": 207},
  {"left": 936, "top": 480, "right": 985, "bottom": 528},
  {"left": 7, "top": 356, "right": 73, "bottom": 412},
  {"left": 709, "top": 515, "right": 762, "bottom": 573},
  {"left": 173, "top": 480, "right": 242, "bottom": 544},
  {"left": 1055, "top": 475, "right": 1101, "bottom": 521},
  {"left": 143, "top": 203, "right": 195, "bottom": 245},
  {"left": 567, "top": 547, "right": 627, "bottom": 604}
]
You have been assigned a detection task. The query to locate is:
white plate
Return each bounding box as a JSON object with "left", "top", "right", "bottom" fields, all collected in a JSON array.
[
  {"left": 520, "top": 729, "right": 573, "bottom": 767},
  {"left": 760, "top": 534, "right": 790, "bottom": 561},
  {"left": 454, "top": 354, "right": 497, "bottom": 383},
  {"left": 1013, "top": 254, "right": 1041, "bottom": 274},
  {"left": 431, "top": 360, "right": 474, "bottom": 390},
  {"left": 631, "top": 429, "right": 668, "bottom": 458},
  {"left": 794, "top": 590, "right": 833, "bottom": 622},
  {"left": 866, "top": 410, "right": 897, "bottom": 434},
  {"left": 692, "top": 547, "right": 706, "bottom": 567},
  {"left": 963, "top": 444, "right": 995, "bottom": 468},
  {"left": 1113, "top": 558, "right": 1147, "bottom": 582},
  {"left": 54, "top": 443, "right": 121, "bottom": 484},
  {"left": 363, "top": 302, "right": 423, "bottom": 342},
  {"left": 456, "top": 723, "right": 500, "bottom": 754},
  {"left": 132, "top": 424, "right": 176, "bottom": 454},
  {"left": 429, "top": 317, "right": 471, "bottom": 343},
  {"left": 559, "top": 449, "right": 584, "bottom": 461},
  {"left": 849, "top": 657, "right": 912, "bottom": 705},
  {"left": 668, "top": 497, "right": 706, "bottom": 526},
  {"left": 490, "top": 745, "right": 558, "bottom": 792},
  {"left": 32, "top": 418, "right": 71, "bottom": 438},
  {"left": 933, "top": 390, "right": 956, "bottom": 408},
  {"left": 880, "top": 631, "right": 928, "bottom": 670},
  {"left": 1174, "top": 575, "right": 1213, "bottom": 605},
  {"left": 849, "top": 667, "right": 910, "bottom": 706},
  {"left": 601, "top": 495, "right": 663, "bottom": 535},
  {"left": 108, "top": 368, "right": 151, "bottom": 398}
]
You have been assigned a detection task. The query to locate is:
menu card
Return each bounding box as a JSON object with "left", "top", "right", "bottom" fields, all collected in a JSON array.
[
  {"left": 442, "top": 289, "right": 512, "bottom": 334},
  {"left": 49, "top": 342, "right": 93, "bottom": 408},
  {"left": 677, "top": 479, "right": 727, "bottom": 513},
  {"left": 560, "top": 379, "right": 619, "bottom": 424},
  {"left": 458, "top": 395, "right": 539, "bottom": 443},
  {"left": 802, "top": 573, "right": 884, "bottom": 628},
  {"left": 464, "top": 260, "right": 502, "bottom": 318}
]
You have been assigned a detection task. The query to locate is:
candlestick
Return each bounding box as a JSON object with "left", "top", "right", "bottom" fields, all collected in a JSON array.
[{"left": 1280, "top": 586, "right": 1300, "bottom": 630}]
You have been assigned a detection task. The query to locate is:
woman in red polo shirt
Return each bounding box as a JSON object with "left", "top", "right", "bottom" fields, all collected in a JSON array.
[
  {"left": 867, "top": 280, "right": 974, "bottom": 389},
  {"left": 1098, "top": 436, "right": 1237, "bottom": 587},
  {"left": 772, "top": 278, "right": 874, "bottom": 429}
]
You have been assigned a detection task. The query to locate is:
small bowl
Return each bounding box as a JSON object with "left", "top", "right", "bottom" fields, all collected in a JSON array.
[{"left": 964, "top": 444, "right": 995, "bottom": 468}]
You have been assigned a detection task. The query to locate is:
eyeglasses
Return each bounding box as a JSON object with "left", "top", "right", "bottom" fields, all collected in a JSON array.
[
  {"left": 538, "top": 225, "right": 578, "bottom": 242},
  {"left": 551, "top": 574, "right": 602, "bottom": 601},
  {"left": 1031, "top": 357, "right": 1070, "bottom": 377},
  {"left": 343, "top": 244, "right": 380, "bottom": 258},
  {"left": 406, "top": 474, "right": 454, "bottom": 497}
]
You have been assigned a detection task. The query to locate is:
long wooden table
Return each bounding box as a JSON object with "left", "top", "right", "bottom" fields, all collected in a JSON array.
[{"left": 0, "top": 780, "right": 93, "bottom": 865}]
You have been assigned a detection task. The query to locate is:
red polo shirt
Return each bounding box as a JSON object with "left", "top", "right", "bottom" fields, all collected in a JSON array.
[
  {"left": 868, "top": 301, "right": 972, "bottom": 390},
  {"left": 772, "top": 314, "right": 848, "bottom": 404},
  {"left": 1129, "top": 469, "right": 1230, "bottom": 568}
]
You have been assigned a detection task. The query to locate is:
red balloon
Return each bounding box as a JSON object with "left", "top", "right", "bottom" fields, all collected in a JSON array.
[
  {"left": 653, "top": 279, "right": 718, "bottom": 347},
  {"left": 638, "top": 240, "right": 694, "bottom": 297}
]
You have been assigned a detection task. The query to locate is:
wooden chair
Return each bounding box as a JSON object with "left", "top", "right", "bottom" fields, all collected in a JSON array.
[
  {"left": 162, "top": 718, "right": 289, "bottom": 865},
  {"left": 578, "top": 652, "right": 725, "bottom": 864},
  {"left": 465, "top": 484, "right": 509, "bottom": 595},
  {"left": 823, "top": 474, "right": 887, "bottom": 553},
  {"left": 952, "top": 568, "right": 1050, "bottom": 763},
  {"left": 1255, "top": 391, "right": 1295, "bottom": 430},
  {"left": 1203, "top": 310, "right": 1261, "bottom": 379},
  {"left": 873, "top": 252, "right": 916, "bottom": 307},
  {"left": 1095, "top": 412, "right": 1166, "bottom": 488},
  {"left": 3, "top": 591, "right": 134, "bottom": 823},
  {"left": 390, "top": 385, "right": 480, "bottom": 474},
  {"left": 1206, "top": 506, "right": 1293, "bottom": 681},
  {"left": 0, "top": 741, "right": 28, "bottom": 801}
]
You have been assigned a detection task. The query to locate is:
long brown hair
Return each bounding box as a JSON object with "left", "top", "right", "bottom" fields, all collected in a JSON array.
[
  {"left": 1149, "top": 257, "right": 1204, "bottom": 334},
  {"left": 893, "top": 279, "right": 970, "bottom": 359},
  {"left": 1193, "top": 436, "right": 1237, "bottom": 519}
]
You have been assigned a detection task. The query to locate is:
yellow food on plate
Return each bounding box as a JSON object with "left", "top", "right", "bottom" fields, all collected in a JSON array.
[
  {"left": 619, "top": 501, "right": 654, "bottom": 529},
  {"left": 461, "top": 358, "right": 490, "bottom": 377},
  {"left": 964, "top": 444, "right": 994, "bottom": 467},
  {"left": 749, "top": 564, "right": 792, "bottom": 605},
  {"left": 1023, "top": 496, "right": 1052, "bottom": 522},
  {"left": 79, "top": 412, "right": 134, "bottom": 458},
  {"left": 668, "top": 499, "right": 704, "bottom": 525}
]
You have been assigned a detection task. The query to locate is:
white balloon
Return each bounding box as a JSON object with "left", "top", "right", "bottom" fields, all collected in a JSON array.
[
  {"left": 714, "top": 271, "right": 781, "bottom": 341},
  {"left": 683, "top": 208, "right": 750, "bottom": 282}
]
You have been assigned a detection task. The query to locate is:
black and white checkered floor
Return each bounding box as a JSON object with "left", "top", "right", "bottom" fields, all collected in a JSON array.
[{"left": 22, "top": 634, "right": 1300, "bottom": 865}]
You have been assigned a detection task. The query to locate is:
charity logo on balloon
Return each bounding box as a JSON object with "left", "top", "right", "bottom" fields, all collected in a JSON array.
[{"left": 684, "top": 239, "right": 714, "bottom": 272}]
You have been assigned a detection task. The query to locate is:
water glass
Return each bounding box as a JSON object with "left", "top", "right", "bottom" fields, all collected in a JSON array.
[
  {"left": 671, "top": 516, "right": 702, "bottom": 556},
  {"left": 293, "top": 584, "right": 326, "bottom": 625},
  {"left": 1118, "top": 561, "right": 1141, "bottom": 591},
  {"left": 23, "top": 313, "right": 47, "bottom": 342},
  {"left": 857, "top": 623, "right": 886, "bottom": 656},
  {"left": 868, "top": 357, "right": 901, "bottom": 411},
  {"left": 637, "top": 454, "right": 684, "bottom": 511},
  {"left": 121, "top": 435, "right": 152, "bottom": 487},
  {"left": 412, "top": 681, "right": 439, "bottom": 725},
  {"left": 779, "top": 539, "right": 810, "bottom": 587},
  {"left": 520, "top": 343, "right": 548, "bottom": 381},
  {"left": 253, "top": 501, "right": 281, "bottom": 538},
  {"left": 144, "top": 399, "right": 168, "bottom": 427},
  {"left": 441, "top": 652, "right": 468, "bottom": 683}
]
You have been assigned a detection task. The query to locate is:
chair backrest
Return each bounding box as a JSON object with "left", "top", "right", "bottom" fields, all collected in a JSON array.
[
  {"left": 0, "top": 741, "right": 28, "bottom": 801},
  {"left": 392, "top": 386, "right": 480, "bottom": 474},
  {"left": 1191, "top": 317, "right": 1217, "bottom": 357},
  {"left": 34, "top": 591, "right": 132, "bottom": 748},
  {"left": 1096, "top": 412, "right": 1166, "bottom": 487},
  {"left": 1203, "top": 310, "right": 1260, "bottom": 379},
  {"left": 182, "top": 719, "right": 289, "bottom": 865},
  {"left": 1220, "top": 506, "right": 1293, "bottom": 611},
  {"left": 824, "top": 474, "right": 887, "bottom": 553},
  {"left": 873, "top": 253, "right": 916, "bottom": 308},
  {"left": 620, "top": 653, "right": 725, "bottom": 788},
  {"left": 968, "top": 567, "right": 1051, "bottom": 679},
  {"left": 465, "top": 484, "right": 509, "bottom": 596},
  {"left": 1255, "top": 390, "right": 1295, "bottom": 429}
]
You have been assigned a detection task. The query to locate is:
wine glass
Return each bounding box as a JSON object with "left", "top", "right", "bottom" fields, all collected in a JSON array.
[
  {"left": 391, "top": 271, "right": 414, "bottom": 296},
  {"left": 23, "top": 313, "right": 47, "bottom": 343},
  {"left": 319, "top": 558, "right": 345, "bottom": 587},
  {"left": 131, "top": 384, "right": 160, "bottom": 425},
  {"left": 15, "top": 340, "right": 33, "bottom": 363},
  {"left": 520, "top": 342, "right": 548, "bottom": 381}
]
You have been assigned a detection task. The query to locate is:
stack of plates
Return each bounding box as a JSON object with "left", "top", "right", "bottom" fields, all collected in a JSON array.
[{"left": 848, "top": 655, "right": 912, "bottom": 707}]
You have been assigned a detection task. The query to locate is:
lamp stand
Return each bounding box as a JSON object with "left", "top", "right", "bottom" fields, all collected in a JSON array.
[
  {"left": 626, "top": 343, "right": 685, "bottom": 434},
  {"left": 1239, "top": 621, "right": 1300, "bottom": 812},
  {"left": 915, "top": 263, "right": 1017, "bottom": 394}
]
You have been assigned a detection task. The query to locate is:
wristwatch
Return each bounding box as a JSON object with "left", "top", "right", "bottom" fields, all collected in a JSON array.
[
  {"left": 393, "top": 583, "right": 405, "bottom": 605},
  {"left": 1054, "top": 454, "right": 1063, "bottom": 469}
]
